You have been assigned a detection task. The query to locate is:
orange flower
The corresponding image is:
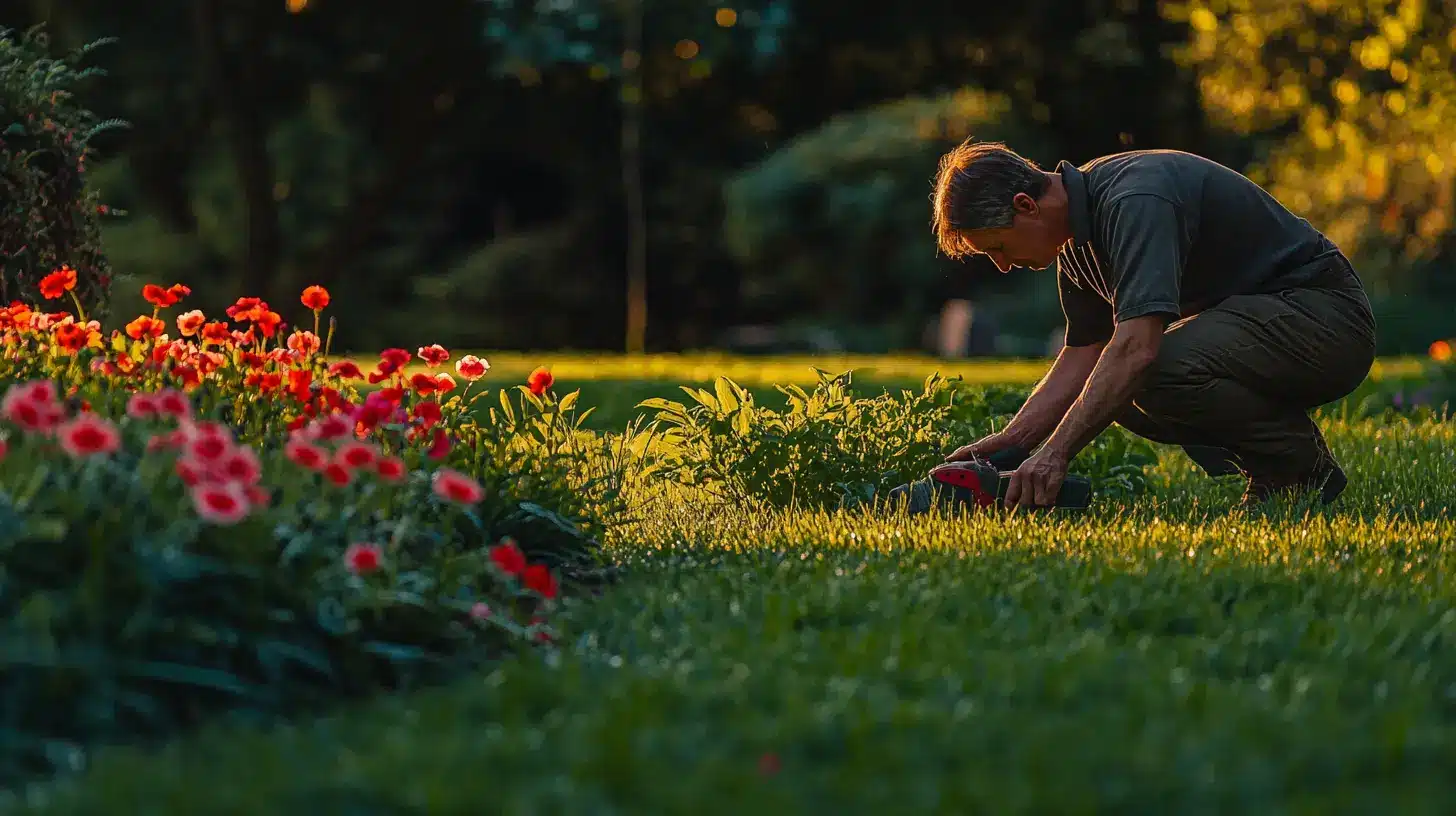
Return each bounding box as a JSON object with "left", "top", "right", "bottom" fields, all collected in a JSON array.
[
  {"left": 1431, "top": 339, "right": 1453, "bottom": 363},
  {"left": 177, "top": 310, "right": 206, "bottom": 337},
  {"left": 53, "top": 322, "right": 89, "bottom": 352},
  {"left": 287, "top": 330, "right": 321, "bottom": 356},
  {"left": 226, "top": 297, "right": 267, "bottom": 321},
  {"left": 58, "top": 413, "right": 121, "bottom": 458},
  {"left": 301, "top": 285, "right": 331, "bottom": 311},
  {"left": 124, "top": 315, "right": 166, "bottom": 340},
  {"left": 455, "top": 354, "right": 489, "bottom": 380},
  {"left": 254, "top": 310, "right": 282, "bottom": 338},
  {"left": 201, "top": 321, "right": 232, "bottom": 346},
  {"left": 527, "top": 366, "right": 553, "bottom": 396},
  {"left": 39, "top": 266, "right": 77, "bottom": 299},
  {"left": 431, "top": 467, "right": 483, "bottom": 504},
  {"left": 417, "top": 344, "right": 450, "bottom": 367}
]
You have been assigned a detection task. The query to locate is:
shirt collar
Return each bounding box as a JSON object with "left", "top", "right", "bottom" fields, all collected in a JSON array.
[{"left": 1057, "top": 159, "right": 1093, "bottom": 248}]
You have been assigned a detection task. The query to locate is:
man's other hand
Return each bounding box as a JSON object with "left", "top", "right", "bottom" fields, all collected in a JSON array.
[
  {"left": 1004, "top": 446, "right": 1069, "bottom": 508},
  {"left": 944, "top": 432, "right": 1016, "bottom": 463}
]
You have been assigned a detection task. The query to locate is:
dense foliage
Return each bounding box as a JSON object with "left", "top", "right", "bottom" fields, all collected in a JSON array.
[{"left": 0, "top": 26, "right": 124, "bottom": 320}]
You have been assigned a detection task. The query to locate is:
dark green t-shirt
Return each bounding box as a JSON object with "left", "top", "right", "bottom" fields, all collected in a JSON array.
[{"left": 1056, "top": 150, "right": 1339, "bottom": 347}]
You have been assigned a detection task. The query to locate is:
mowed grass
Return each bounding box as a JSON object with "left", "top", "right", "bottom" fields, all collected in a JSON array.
[{"left": 14, "top": 359, "right": 1456, "bottom": 814}]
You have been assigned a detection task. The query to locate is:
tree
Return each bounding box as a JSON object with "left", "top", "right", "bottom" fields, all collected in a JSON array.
[
  {"left": 1162, "top": 0, "right": 1456, "bottom": 291},
  {"left": 479, "top": 0, "right": 792, "bottom": 353}
]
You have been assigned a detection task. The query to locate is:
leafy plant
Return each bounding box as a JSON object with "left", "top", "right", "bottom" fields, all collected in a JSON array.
[
  {"left": 636, "top": 368, "right": 1160, "bottom": 512},
  {"left": 0, "top": 25, "right": 127, "bottom": 319}
]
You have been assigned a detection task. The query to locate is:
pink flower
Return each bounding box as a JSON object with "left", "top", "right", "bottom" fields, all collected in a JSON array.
[
  {"left": 126, "top": 393, "right": 159, "bottom": 419},
  {"left": 455, "top": 354, "right": 489, "bottom": 380},
  {"left": 375, "top": 456, "right": 407, "bottom": 482},
  {"left": 285, "top": 439, "right": 327, "bottom": 471},
  {"left": 470, "top": 602, "right": 491, "bottom": 620},
  {"left": 58, "top": 413, "right": 121, "bottom": 457},
  {"left": 431, "top": 467, "right": 483, "bottom": 504},
  {"left": 334, "top": 441, "right": 377, "bottom": 470},
  {"left": 191, "top": 482, "right": 251, "bottom": 524}
]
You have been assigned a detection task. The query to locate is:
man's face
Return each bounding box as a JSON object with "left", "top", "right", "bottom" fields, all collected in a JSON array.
[{"left": 962, "top": 193, "right": 1062, "bottom": 273}]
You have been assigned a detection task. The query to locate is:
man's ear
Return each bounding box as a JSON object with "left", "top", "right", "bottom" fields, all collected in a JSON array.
[{"left": 1011, "top": 192, "right": 1038, "bottom": 216}]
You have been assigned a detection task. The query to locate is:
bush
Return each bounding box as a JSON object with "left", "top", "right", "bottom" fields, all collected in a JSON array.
[
  {"left": 0, "top": 276, "right": 630, "bottom": 789},
  {"left": 635, "top": 369, "right": 1158, "bottom": 512},
  {"left": 720, "top": 87, "right": 1060, "bottom": 346},
  {"left": 0, "top": 26, "right": 125, "bottom": 320}
]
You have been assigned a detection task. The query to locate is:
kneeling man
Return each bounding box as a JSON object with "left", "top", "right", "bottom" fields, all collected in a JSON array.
[{"left": 932, "top": 141, "right": 1376, "bottom": 508}]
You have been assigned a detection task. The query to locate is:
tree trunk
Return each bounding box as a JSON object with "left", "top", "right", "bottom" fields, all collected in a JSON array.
[
  {"left": 621, "top": 0, "right": 648, "bottom": 354},
  {"left": 193, "top": 0, "right": 281, "bottom": 303}
]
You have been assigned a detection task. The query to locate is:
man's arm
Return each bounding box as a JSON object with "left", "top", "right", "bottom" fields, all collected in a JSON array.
[
  {"left": 998, "top": 341, "right": 1105, "bottom": 448},
  {"left": 1039, "top": 314, "right": 1166, "bottom": 460}
]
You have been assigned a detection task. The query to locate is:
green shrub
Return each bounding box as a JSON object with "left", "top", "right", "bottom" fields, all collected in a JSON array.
[
  {"left": 0, "top": 26, "right": 125, "bottom": 320},
  {"left": 635, "top": 369, "right": 1159, "bottom": 511}
]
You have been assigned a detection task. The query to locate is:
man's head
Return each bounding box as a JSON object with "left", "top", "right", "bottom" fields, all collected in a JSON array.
[{"left": 930, "top": 139, "right": 1070, "bottom": 272}]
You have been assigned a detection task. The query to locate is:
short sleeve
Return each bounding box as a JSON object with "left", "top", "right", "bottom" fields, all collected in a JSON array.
[
  {"left": 1102, "top": 194, "right": 1185, "bottom": 323},
  {"left": 1058, "top": 263, "right": 1114, "bottom": 347}
]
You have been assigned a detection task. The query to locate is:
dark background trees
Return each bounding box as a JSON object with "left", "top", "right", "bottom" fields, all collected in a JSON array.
[{"left": 6, "top": 0, "right": 1452, "bottom": 355}]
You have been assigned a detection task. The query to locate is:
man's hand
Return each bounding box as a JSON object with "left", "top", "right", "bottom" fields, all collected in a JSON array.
[
  {"left": 1004, "top": 445, "right": 1069, "bottom": 508},
  {"left": 944, "top": 432, "right": 1016, "bottom": 463}
]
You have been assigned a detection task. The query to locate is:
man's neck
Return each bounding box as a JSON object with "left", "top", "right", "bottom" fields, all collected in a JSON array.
[{"left": 1041, "top": 172, "right": 1074, "bottom": 247}]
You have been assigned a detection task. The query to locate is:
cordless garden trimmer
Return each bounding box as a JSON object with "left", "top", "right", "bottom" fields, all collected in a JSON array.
[{"left": 884, "top": 446, "right": 1093, "bottom": 515}]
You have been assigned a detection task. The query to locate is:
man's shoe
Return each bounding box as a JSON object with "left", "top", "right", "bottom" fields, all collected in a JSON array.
[{"left": 1239, "top": 443, "right": 1347, "bottom": 508}]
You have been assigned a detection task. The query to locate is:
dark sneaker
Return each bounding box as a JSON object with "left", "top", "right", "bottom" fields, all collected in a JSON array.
[{"left": 1240, "top": 438, "right": 1347, "bottom": 507}]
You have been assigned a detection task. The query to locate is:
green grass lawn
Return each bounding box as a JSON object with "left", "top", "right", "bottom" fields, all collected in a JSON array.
[{"left": 13, "top": 357, "right": 1456, "bottom": 813}]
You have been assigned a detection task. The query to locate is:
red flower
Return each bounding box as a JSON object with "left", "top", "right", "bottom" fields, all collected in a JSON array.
[
  {"left": 345, "top": 542, "right": 383, "bottom": 574},
  {"left": 39, "top": 266, "right": 77, "bottom": 299},
  {"left": 324, "top": 462, "right": 352, "bottom": 486},
  {"left": 413, "top": 400, "right": 442, "bottom": 429},
  {"left": 301, "top": 285, "right": 331, "bottom": 311},
  {"left": 334, "top": 441, "right": 377, "bottom": 470},
  {"left": 490, "top": 539, "right": 527, "bottom": 576},
  {"left": 426, "top": 427, "right": 451, "bottom": 459},
  {"left": 177, "top": 310, "right": 206, "bottom": 337},
  {"left": 410, "top": 372, "right": 439, "bottom": 394},
  {"left": 523, "top": 564, "right": 559, "bottom": 599},
  {"left": 328, "top": 360, "right": 363, "bottom": 379},
  {"left": 142, "top": 284, "right": 182, "bottom": 308},
  {"left": 527, "top": 366, "right": 553, "bottom": 396},
  {"left": 53, "top": 322, "right": 89, "bottom": 352},
  {"left": 58, "top": 414, "right": 121, "bottom": 457},
  {"left": 417, "top": 344, "right": 450, "bottom": 367},
  {"left": 375, "top": 456, "right": 407, "bottom": 481}
]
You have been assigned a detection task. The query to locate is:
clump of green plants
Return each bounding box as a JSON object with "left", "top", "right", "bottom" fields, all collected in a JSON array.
[{"left": 635, "top": 368, "right": 1160, "bottom": 511}]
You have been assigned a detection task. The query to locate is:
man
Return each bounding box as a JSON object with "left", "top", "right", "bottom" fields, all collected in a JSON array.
[{"left": 930, "top": 140, "right": 1376, "bottom": 508}]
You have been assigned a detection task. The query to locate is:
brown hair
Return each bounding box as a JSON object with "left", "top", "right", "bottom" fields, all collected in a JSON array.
[{"left": 930, "top": 139, "right": 1049, "bottom": 259}]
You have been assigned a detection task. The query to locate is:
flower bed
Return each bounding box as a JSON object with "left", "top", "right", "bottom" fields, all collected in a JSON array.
[{"left": 0, "top": 275, "right": 628, "bottom": 788}]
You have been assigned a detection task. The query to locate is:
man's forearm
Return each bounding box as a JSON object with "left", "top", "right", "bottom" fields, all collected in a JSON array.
[
  {"left": 1042, "top": 329, "right": 1159, "bottom": 459},
  {"left": 1000, "top": 344, "right": 1103, "bottom": 448}
]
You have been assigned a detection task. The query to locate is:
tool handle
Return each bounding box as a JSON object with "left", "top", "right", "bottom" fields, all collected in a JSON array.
[{"left": 993, "top": 471, "right": 1093, "bottom": 509}]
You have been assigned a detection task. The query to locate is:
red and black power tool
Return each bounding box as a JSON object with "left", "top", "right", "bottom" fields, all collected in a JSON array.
[{"left": 885, "top": 446, "right": 1093, "bottom": 514}]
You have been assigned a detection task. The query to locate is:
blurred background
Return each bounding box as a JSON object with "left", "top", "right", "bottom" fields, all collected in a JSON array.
[{"left": 7, "top": 0, "right": 1455, "bottom": 358}]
